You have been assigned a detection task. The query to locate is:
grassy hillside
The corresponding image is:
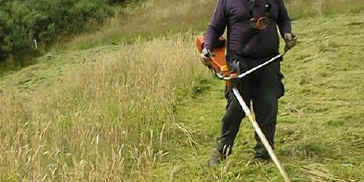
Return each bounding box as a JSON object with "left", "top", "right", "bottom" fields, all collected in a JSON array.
[{"left": 0, "top": 0, "right": 364, "bottom": 181}]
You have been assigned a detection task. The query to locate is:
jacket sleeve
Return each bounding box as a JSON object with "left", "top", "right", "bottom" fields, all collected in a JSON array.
[
  {"left": 204, "top": 0, "right": 228, "bottom": 51},
  {"left": 277, "top": 0, "right": 292, "bottom": 38}
]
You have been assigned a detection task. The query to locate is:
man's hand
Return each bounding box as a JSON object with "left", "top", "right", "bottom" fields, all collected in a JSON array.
[
  {"left": 284, "top": 33, "right": 297, "bottom": 52},
  {"left": 228, "top": 59, "right": 240, "bottom": 74},
  {"left": 200, "top": 48, "right": 213, "bottom": 67}
]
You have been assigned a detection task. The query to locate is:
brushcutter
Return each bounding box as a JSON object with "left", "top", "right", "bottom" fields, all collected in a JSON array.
[{"left": 196, "top": 35, "right": 291, "bottom": 182}]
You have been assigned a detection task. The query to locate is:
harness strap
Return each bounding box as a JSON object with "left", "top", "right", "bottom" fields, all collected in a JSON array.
[{"left": 247, "top": 0, "right": 272, "bottom": 20}]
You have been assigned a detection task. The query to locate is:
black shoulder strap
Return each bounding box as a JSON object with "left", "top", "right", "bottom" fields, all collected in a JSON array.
[
  {"left": 248, "top": 0, "right": 255, "bottom": 18},
  {"left": 247, "top": 0, "right": 273, "bottom": 19}
]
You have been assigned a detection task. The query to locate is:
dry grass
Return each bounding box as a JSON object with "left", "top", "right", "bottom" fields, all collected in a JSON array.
[
  {"left": 0, "top": 34, "right": 208, "bottom": 181},
  {"left": 60, "top": 0, "right": 216, "bottom": 51}
]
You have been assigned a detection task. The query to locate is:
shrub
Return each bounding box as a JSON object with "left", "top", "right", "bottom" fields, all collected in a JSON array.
[{"left": 0, "top": 0, "right": 113, "bottom": 63}]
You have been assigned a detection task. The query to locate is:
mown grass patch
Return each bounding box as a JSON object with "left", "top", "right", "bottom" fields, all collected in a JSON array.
[{"left": 150, "top": 12, "right": 364, "bottom": 181}]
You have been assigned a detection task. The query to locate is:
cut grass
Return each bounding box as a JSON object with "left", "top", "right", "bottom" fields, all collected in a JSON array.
[{"left": 148, "top": 13, "right": 364, "bottom": 182}]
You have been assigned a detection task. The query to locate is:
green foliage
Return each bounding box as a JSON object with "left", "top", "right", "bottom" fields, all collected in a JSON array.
[{"left": 0, "top": 0, "right": 113, "bottom": 62}]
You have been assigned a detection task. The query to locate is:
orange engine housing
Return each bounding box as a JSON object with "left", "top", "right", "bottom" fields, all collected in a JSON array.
[{"left": 196, "top": 35, "right": 230, "bottom": 77}]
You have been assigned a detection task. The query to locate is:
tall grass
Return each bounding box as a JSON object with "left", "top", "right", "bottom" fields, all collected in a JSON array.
[
  {"left": 0, "top": 34, "right": 208, "bottom": 181},
  {"left": 61, "top": 0, "right": 216, "bottom": 51}
]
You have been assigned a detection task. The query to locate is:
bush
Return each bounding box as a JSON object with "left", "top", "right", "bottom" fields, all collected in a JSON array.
[{"left": 0, "top": 0, "right": 113, "bottom": 63}]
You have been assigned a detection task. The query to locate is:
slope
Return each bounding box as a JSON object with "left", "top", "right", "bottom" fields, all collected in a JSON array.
[{"left": 0, "top": 1, "right": 363, "bottom": 182}]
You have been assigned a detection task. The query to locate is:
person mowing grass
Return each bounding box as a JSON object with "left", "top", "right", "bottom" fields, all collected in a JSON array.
[{"left": 200, "top": 0, "right": 297, "bottom": 167}]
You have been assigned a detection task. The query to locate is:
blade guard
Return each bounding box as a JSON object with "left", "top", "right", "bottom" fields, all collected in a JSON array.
[{"left": 196, "top": 36, "right": 231, "bottom": 77}]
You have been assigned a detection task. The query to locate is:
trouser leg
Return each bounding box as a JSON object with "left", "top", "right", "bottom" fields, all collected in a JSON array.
[
  {"left": 217, "top": 84, "right": 251, "bottom": 155},
  {"left": 252, "top": 61, "right": 283, "bottom": 158},
  {"left": 214, "top": 57, "right": 284, "bottom": 159},
  {"left": 253, "top": 94, "right": 278, "bottom": 149}
]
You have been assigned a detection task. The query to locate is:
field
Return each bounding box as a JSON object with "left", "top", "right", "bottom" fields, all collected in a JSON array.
[{"left": 0, "top": 0, "right": 363, "bottom": 181}]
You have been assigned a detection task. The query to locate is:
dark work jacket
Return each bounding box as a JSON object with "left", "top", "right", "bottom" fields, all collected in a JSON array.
[{"left": 204, "top": 0, "right": 292, "bottom": 60}]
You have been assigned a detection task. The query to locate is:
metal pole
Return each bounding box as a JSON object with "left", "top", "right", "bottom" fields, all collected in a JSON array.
[
  {"left": 232, "top": 88, "right": 291, "bottom": 182},
  {"left": 215, "top": 53, "right": 284, "bottom": 80}
]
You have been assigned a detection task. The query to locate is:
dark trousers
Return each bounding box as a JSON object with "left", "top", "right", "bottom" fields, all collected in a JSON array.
[{"left": 217, "top": 58, "right": 284, "bottom": 155}]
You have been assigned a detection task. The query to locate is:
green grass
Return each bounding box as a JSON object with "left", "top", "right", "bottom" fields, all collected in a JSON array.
[{"left": 0, "top": 0, "right": 364, "bottom": 181}]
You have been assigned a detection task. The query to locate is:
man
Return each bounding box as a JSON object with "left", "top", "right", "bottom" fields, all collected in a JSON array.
[{"left": 200, "top": 0, "right": 297, "bottom": 167}]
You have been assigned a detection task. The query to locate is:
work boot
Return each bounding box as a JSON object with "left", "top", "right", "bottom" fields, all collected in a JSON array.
[
  {"left": 254, "top": 142, "right": 270, "bottom": 160},
  {"left": 208, "top": 149, "right": 225, "bottom": 167},
  {"left": 207, "top": 143, "right": 232, "bottom": 167}
]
